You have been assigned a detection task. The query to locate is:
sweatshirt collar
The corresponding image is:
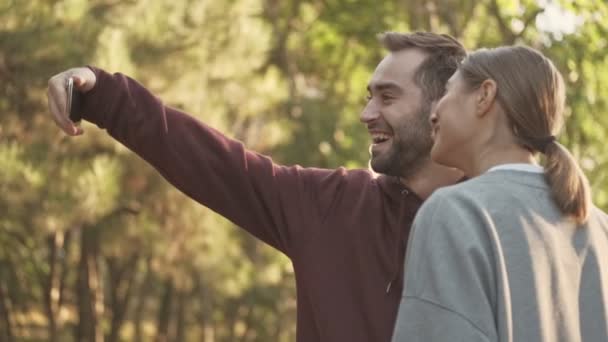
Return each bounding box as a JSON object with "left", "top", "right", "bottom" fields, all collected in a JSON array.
[
  {"left": 377, "top": 174, "right": 423, "bottom": 204},
  {"left": 487, "top": 163, "right": 544, "bottom": 174}
]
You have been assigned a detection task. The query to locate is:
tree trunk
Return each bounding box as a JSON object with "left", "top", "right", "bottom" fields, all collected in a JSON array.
[
  {"left": 75, "top": 228, "right": 104, "bottom": 342},
  {"left": 155, "top": 278, "right": 174, "bottom": 342},
  {"left": 106, "top": 254, "right": 139, "bottom": 342},
  {"left": 43, "top": 231, "right": 67, "bottom": 342},
  {"left": 133, "top": 258, "right": 152, "bottom": 342},
  {"left": 193, "top": 275, "right": 213, "bottom": 342},
  {"left": 58, "top": 231, "right": 72, "bottom": 311},
  {"left": 174, "top": 290, "right": 187, "bottom": 342},
  {"left": 0, "top": 277, "right": 15, "bottom": 342}
]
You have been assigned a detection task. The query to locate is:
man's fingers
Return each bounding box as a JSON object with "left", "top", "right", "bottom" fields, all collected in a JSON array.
[
  {"left": 73, "top": 75, "right": 87, "bottom": 90},
  {"left": 50, "top": 77, "right": 68, "bottom": 115},
  {"left": 71, "top": 68, "right": 96, "bottom": 92},
  {"left": 49, "top": 94, "right": 78, "bottom": 136},
  {"left": 48, "top": 94, "right": 76, "bottom": 135}
]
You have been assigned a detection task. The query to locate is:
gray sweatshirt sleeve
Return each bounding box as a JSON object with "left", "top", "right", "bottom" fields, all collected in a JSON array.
[
  {"left": 392, "top": 297, "right": 491, "bottom": 342},
  {"left": 391, "top": 191, "right": 497, "bottom": 342}
]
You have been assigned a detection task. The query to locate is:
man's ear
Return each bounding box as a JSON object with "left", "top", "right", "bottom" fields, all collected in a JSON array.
[{"left": 476, "top": 79, "right": 498, "bottom": 117}]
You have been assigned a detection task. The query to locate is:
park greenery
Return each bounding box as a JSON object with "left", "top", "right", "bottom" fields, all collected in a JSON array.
[{"left": 1, "top": 0, "right": 607, "bottom": 341}]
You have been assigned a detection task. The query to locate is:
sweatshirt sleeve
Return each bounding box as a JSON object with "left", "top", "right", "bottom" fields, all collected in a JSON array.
[
  {"left": 391, "top": 191, "right": 497, "bottom": 342},
  {"left": 79, "top": 67, "right": 326, "bottom": 256},
  {"left": 392, "top": 297, "right": 491, "bottom": 342}
]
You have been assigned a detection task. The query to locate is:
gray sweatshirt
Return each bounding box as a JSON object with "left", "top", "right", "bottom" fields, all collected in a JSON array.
[{"left": 392, "top": 169, "right": 608, "bottom": 342}]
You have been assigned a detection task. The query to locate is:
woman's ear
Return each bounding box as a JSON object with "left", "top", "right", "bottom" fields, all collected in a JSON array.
[{"left": 475, "top": 79, "right": 498, "bottom": 117}]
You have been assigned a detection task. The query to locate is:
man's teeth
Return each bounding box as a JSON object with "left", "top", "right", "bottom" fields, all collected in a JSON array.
[{"left": 372, "top": 133, "right": 391, "bottom": 143}]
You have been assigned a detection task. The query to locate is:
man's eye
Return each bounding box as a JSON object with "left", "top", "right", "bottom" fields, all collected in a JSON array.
[
  {"left": 365, "top": 94, "right": 372, "bottom": 102},
  {"left": 382, "top": 95, "right": 393, "bottom": 104}
]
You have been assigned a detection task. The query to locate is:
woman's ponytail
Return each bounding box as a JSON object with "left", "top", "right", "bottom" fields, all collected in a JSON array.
[{"left": 543, "top": 141, "right": 591, "bottom": 223}]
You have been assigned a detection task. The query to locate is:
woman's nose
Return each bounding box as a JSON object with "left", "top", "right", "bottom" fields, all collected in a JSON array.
[{"left": 429, "top": 112, "right": 438, "bottom": 126}]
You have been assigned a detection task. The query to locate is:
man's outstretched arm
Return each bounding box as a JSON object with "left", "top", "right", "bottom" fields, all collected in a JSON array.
[{"left": 47, "top": 66, "right": 328, "bottom": 256}]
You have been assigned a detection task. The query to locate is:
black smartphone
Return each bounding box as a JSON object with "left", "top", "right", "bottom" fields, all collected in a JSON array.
[{"left": 66, "top": 77, "right": 83, "bottom": 123}]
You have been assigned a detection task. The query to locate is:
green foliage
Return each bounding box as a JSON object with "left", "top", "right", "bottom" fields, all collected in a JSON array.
[{"left": 1, "top": 0, "right": 607, "bottom": 341}]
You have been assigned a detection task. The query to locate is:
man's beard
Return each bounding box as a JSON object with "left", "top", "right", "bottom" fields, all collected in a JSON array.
[{"left": 370, "top": 107, "right": 434, "bottom": 179}]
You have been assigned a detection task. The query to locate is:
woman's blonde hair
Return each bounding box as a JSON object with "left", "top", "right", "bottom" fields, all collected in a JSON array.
[{"left": 460, "top": 46, "right": 591, "bottom": 223}]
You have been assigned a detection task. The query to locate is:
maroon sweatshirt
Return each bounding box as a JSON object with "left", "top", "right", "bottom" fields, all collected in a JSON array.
[{"left": 80, "top": 67, "right": 422, "bottom": 342}]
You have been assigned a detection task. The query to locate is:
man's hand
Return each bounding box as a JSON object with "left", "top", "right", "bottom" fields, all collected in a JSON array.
[{"left": 47, "top": 67, "right": 96, "bottom": 136}]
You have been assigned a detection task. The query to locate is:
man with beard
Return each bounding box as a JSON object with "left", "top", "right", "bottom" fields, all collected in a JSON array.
[{"left": 46, "top": 32, "right": 466, "bottom": 341}]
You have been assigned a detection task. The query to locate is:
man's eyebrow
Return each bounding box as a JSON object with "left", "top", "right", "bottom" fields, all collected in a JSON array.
[{"left": 367, "top": 81, "right": 403, "bottom": 94}]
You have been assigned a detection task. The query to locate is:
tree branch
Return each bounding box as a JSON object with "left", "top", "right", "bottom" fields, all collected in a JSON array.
[{"left": 488, "top": 0, "right": 517, "bottom": 44}]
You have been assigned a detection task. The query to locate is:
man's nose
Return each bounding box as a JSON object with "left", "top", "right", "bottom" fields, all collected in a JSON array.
[{"left": 360, "top": 101, "right": 380, "bottom": 123}]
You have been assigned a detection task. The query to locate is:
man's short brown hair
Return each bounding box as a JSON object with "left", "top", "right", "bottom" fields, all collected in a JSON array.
[{"left": 379, "top": 32, "right": 466, "bottom": 104}]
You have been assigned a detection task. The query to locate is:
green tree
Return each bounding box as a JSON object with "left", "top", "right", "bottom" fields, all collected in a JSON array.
[{"left": 1, "top": 0, "right": 606, "bottom": 341}]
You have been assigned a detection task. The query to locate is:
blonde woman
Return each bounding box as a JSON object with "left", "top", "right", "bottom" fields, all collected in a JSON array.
[{"left": 392, "top": 46, "right": 608, "bottom": 342}]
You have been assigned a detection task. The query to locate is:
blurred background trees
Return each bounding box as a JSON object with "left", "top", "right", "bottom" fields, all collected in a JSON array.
[{"left": 1, "top": 0, "right": 606, "bottom": 340}]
